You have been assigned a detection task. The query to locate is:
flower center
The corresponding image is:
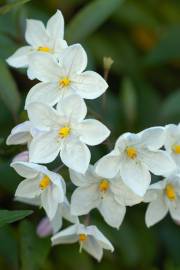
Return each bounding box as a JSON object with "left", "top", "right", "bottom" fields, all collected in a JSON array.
[
  {"left": 165, "top": 183, "right": 176, "bottom": 201},
  {"left": 126, "top": 146, "right": 137, "bottom": 159},
  {"left": 58, "top": 126, "right": 71, "bottom": 138},
  {"left": 172, "top": 144, "right": 180, "bottom": 154},
  {"left": 99, "top": 179, "right": 109, "bottom": 192},
  {"left": 59, "top": 77, "right": 71, "bottom": 88},
  {"left": 37, "top": 46, "right": 53, "bottom": 53},
  {"left": 79, "top": 234, "right": 87, "bottom": 242},
  {"left": 39, "top": 175, "right": 50, "bottom": 190}
]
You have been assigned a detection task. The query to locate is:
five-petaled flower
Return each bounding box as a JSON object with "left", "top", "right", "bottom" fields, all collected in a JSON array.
[{"left": 165, "top": 124, "right": 180, "bottom": 167}]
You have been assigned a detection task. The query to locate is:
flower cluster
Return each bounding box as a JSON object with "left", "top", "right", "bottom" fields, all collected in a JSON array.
[{"left": 6, "top": 10, "right": 180, "bottom": 261}]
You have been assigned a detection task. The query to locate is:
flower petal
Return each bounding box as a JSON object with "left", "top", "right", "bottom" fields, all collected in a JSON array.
[
  {"left": 29, "top": 131, "right": 60, "bottom": 164},
  {"left": 51, "top": 224, "right": 78, "bottom": 245},
  {"left": 120, "top": 158, "right": 151, "bottom": 196},
  {"left": 6, "top": 46, "right": 32, "bottom": 68},
  {"left": 25, "top": 19, "right": 48, "bottom": 47},
  {"left": 98, "top": 193, "right": 126, "bottom": 228},
  {"left": 138, "top": 126, "right": 165, "bottom": 150},
  {"left": 145, "top": 196, "right": 168, "bottom": 227},
  {"left": 60, "top": 139, "right": 90, "bottom": 173},
  {"left": 61, "top": 44, "right": 87, "bottom": 75},
  {"left": 83, "top": 237, "right": 103, "bottom": 261},
  {"left": 169, "top": 197, "right": 180, "bottom": 220},
  {"left": 11, "top": 161, "right": 39, "bottom": 178},
  {"left": 46, "top": 10, "right": 64, "bottom": 40},
  {"left": 25, "top": 82, "right": 60, "bottom": 108},
  {"left": 41, "top": 188, "right": 59, "bottom": 220},
  {"left": 78, "top": 119, "right": 110, "bottom": 146},
  {"left": 72, "top": 71, "right": 108, "bottom": 99},
  {"left": 6, "top": 121, "right": 32, "bottom": 145},
  {"left": 15, "top": 178, "right": 40, "bottom": 198},
  {"left": 69, "top": 165, "right": 97, "bottom": 187},
  {"left": 71, "top": 184, "right": 99, "bottom": 215}
]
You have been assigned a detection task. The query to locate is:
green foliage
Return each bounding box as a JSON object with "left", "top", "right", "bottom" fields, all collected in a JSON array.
[
  {"left": 0, "top": 0, "right": 31, "bottom": 15},
  {"left": 0, "top": 210, "right": 33, "bottom": 228}
]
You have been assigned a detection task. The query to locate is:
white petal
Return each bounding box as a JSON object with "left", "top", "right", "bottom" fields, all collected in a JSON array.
[
  {"left": 143, "top": 189, "right": 160, "bottom": 203},
  {"left": 71, "top": 184, "right": 99, "bottom": 215},
  {"left": 60, "top": 139, "right": 90, "bottom": 173},
  {"left": 29, "top": 131, "right": 60, "bottom": 164},
  {"left": 145, "top": 196, "right": 168, "bottom": 227},
  {"left": 139, "top": 126, "right": 165, "bottom": 150},
  {"left": 6, "top": 46, "right": 32, "bottom": 68},
  {"left": 51, "top": 224, "right": 78, "bottom": 245},
  {"left": 15, "top": 178, "right": 40, "bottom": 199},
  {"left": 69, "top": 165, "right": 97, "bottom": 187},
  {"left": 25, "top": 19, "right": 48, "bottom": 47},
  {"left": 98, "top": 193, "right": 126, "bottom": 228},
  {"left": 61, "top": 44, "right": 87, "bottom": 75},
  {"left": 62, "top": 200, "right": 79, "bottom": 224},
  {"left": 141, "top": 150, "right": 176, "bottom": 176},
  {"left": 6, "top": 121, "right": 32, "bottom": 145},
  {"left": 169, "top": 197, "right": 180, "bottom": 220},
  {"left": 28, "top": 53, "right": 63, "bottom": 81},
  {"left": 120, "top": 159, "right": 151, "bottom": 196},
  {"left": 25, "top": 82, "right": 60, "bottom": 108},
  {"left": 72, "top": 71, "right": 108, "bottom": 99},
  {"left": 41, "top": 188, "right": 59, "bottom": 220},
  {"left": 95, "top": 152, "right": 120, "bottom": 178},
  {"left": 27, "top": 102, "right": 60, "bottom": 129},
  {"left": 46, "top": 10, "right": 64, "bottom": 40},
  {"left": 83, "top": 237, "right": 103, "bottom": 261},
  {"left": 78, "top": 119, "right": 110, "bottom": 146},
  {"left": 56, "top": 95, "right": 87, "bottom": 122},
  {"left": 11, "top": 161, "right": 39, "bottom": 178}
]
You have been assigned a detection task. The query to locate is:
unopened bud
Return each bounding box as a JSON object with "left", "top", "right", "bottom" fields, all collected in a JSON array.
[{"left": 36, "top": 217, "right": 53, "bottom": 237}]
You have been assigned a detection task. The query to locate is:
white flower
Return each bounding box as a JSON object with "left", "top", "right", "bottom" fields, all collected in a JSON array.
[
  {"left": 51, "top": 223, "right": 114, "bottom": 261},
  {"left": 95, "top": 127, "right": 176, "bottom": 196},
  {"left": 70, "top": 165, "right": 142, "bottom": 228},
  {"left": 6, "top": 10, "right": 67, "bottom": 72},
  {"left": 25, "top": 44, "right": 108, "bottom": 108},
  {"left": 164, "top": 124, "right": 180, "bottom": 167},
  {"left": 27, "top": 95, "right": 110, "bottom": 173},
  {"left": 11, "top": 161, "right": 65, "bottom": 220},
  {"left": 144, "top": 171, "right": 180, "bottom": 227}
]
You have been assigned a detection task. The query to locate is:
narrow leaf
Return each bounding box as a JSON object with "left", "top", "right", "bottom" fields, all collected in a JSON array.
[
  {"left": 0, "top": 0, "right": 31, "bottom": 15},
  {"left": 0, "top": 210, "right": 33, "bottom": 228}
]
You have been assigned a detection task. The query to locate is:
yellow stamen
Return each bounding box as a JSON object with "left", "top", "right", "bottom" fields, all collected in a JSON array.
[
  {"left": 99, "top": 179, "right": 109, "bottom": 192},
  {"left": 58, "top": 126, "right": 71, "bottom": 138},
  {"left": 39, "top": 175, "right": 50, "bottom": 190},
  {"left": 37, "top": 46, "right": 53, "bottom": 53},
  {"left": 59, "top": 77, "right": 71, "bottom": 88},
  {"left": 165, "top": 183, "right": 176, "bottom": 201},
  {"left": 172, "top": 144, "right": 180, "bottom": 154},
  {"left": 126, "top": 147, "right": 137, "bottom": 159},
  {"left": 79, "top": 234, "right": 87, "bottom": 242}
]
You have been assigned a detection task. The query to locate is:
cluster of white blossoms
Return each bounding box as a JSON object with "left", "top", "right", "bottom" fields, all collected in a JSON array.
[{"left": 6, "top": 10, "right": 180, "bottom": 261}]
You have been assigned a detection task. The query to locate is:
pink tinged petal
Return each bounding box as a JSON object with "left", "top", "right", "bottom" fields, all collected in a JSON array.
[
  {"left": 27, "top": 53, "right": 63, "bottom": 81},
  {"left": 12, "top": 151, "right": 29, "bottom": 162},
  {"left": 61, "top": 44, "right": 87, "bottom": 75},
  {"left": 25, "top": 19, "right": 48, "bottom": 47},
  {"left": 72, "top": 71, "right": 108, "bottom": 99},
  {"left": 95, "top": 153, "right": 121, "bottom": 179},
  {"left": 56, "top": 95, "right": 87, "bottom": 122},
  {"left": 46, "top": 10, "right": 64, "bottom": 40},
  {"left": 51, "top": 224, "right": 79, "bottom": 245},
  {"left": 141, "top": 150, "right": 176, "bottom": 176},
  {"left": 120, "top": 159, "right": 151, "bottom": 197},
  {"left": 98, "top": 193, "right": 126, "bottom": 228},
  {"left": 15, "top": 178, "right": 41, "bottom": 199},
  {"left": 6, "top": 46, "right": 32, "bottom": 68},
  {"left": 71, "top": 184, "right": 99, "bottom": 215},
  {"left": 36, "top": 217, "right": 53, "bottom": 237},
  {"left": 29, "top": 131, "right": 61, "bottom": 164},
  {"left": 138, "top": 126, "right": 165, "bottom": 150},
  {"left": 60, "top": 139, "right": 90, "bottom": 173},
  {"left": 41, "top": 188, "right": 59, "bottom": 220},
  {"left": 27, "top": 102, "right": 60, "bottom": 130},
  {"left": 83, "top": 237, "right": 103, "bottom": 261},
  {"left": 6, "top": 121, "right": 32, "bottom": 145},
  {"left": 145, "top": 196, "right": 168, "bottom": 227},
  {"left": 78, "top": 119, "right": 110, "bottom": 146},
  {"left": 25, "top": 82, "right": 60, "bottom": 108}
]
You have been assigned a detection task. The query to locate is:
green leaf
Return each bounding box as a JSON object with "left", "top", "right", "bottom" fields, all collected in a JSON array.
[
  {"left": 0, "top": 210, "right": 33, "bottom": 228},
  {"left": 66, "top": 0, "right": 124, "bottom": 43},
  {"left": 0, "top": 58, "right": 21, "bottom": 118},
  {"left": 20, "top": 220, "right": 50, "bottom": 270},
  {"left": 0, "top": 0, "right": 31, "bottom": 15}
]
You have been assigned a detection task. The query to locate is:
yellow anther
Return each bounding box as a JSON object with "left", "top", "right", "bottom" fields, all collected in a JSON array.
[
  {"left": 58, "top": 126, "right": 71, "bottom": 138},
  {"left": 172, "top": 144, "right": 180, "bottom": 154},
  {"left": 79, "top": 234, "right": 87, "bottom": 242},
  {"left": 37, "top": 46, "right": 53, "bottom": 53},
  {"left": 165, "top": 183, "right": 176, "bottom": 201},
  {"left": 126, "top": 147, "right": 137, "bottom": 159},
  {"left": 59, "top": 77, "right": 71, "bottom": 88},
  {"left": 99, "top": 179, "right": 109, "bottom": 192},
  {"left": 39, "top": 175, "right": 50, "bottom": 190}
]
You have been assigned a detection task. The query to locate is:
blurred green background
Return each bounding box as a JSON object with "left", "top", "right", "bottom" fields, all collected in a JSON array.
[{"left": 0, "top": 0, "right": 180, "bottom": 269}]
